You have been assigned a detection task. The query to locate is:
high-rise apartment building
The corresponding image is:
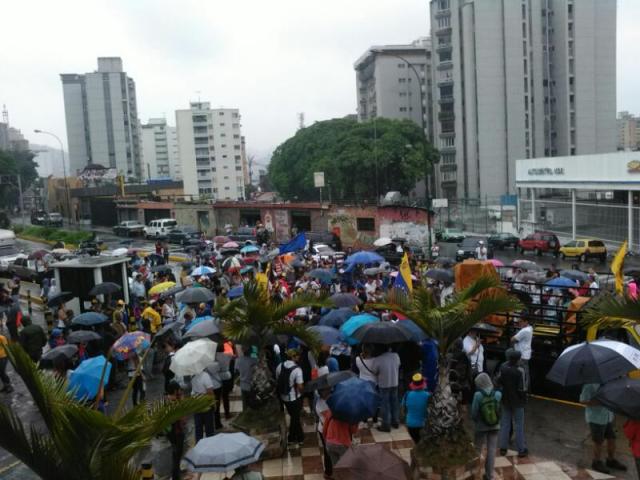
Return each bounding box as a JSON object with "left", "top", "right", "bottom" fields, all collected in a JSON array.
[
  {"left": 141, "top": 118, "right": 179, "bottom": 180},
  {"left": 429, "top": 0, "right": 616, "bottom": 199},
  {"left": 354, "top": 37, "right": 433, "bottom": 138},
  {"left": 61, "top": 57, "right": 141, "bottom": 178},
  {"left": 617, "top": 112, "right": 639, "bottom": 151},
  {"left": 176, "top": 102, "right": 246, "bottom": 200}
]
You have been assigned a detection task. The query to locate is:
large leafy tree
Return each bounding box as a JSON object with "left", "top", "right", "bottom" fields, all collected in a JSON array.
[
  {"left": 0, "top": 149, "right": 39, "bottom": 209},
  {"left": 377, "top": 277, "right": 521, "bottom": 462},
  {"left": 0, "top": 344, "right": 213, "bottom": 480},
  {"left": 216, "top": 281, "right": 327, "bottom": 407},
  {"left": 268, "top": 117, "right": 438, "bottom": 202}
]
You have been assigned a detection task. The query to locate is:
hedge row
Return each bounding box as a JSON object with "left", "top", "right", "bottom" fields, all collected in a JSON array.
[{"left": 13, "top": 224, "right": 92, "bottom": 245}]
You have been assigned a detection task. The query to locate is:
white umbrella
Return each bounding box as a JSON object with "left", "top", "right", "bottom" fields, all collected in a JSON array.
[
  {"left": 373, "top": 237, "right": 393, "bottom": 247},
  {"left": 184, "top": 432, "right": 265, "bottom": 473},
  {"left": 169, "top": 338, "right": 217, "bottom": 377},
  {"left": 112, "top": 247, "right": 129, "bottom": 256},
  {"left": 51, "top": 248, "right": 70, "bottom": 255}
]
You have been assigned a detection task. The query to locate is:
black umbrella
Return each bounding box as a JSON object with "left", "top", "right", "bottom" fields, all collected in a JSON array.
[
  {"left": 155, "top": 321, "right": 183, "bottom": 341},
  {"left": 330, "top": 293, "right": 363, "bottom": 308},
  {"left": 184, "top": 319, "right": 220, "bottom": 339},
  {"left": 160, "top": 285, "right": 184, "bottom": 299},
  {"left": 595, "top": 377, "right": 640, "bottom": 420},
  {"left": 435, "top": 257, "right": 456, "bottom": 268},
  {"left": 89, "top": 282, "right": 122, "bottom": 296},
  {"left": 546, "top": 340, "right": 640, "bottom": 386},
  {"left": 176, "top": 287, "right": 215, "bottom": 304},
  {"left": 47, "top": 291, "right": 74, "bottom": 308},
  {"left": 304, "top": 371, "right": 355, "bottom": 393},
  {"left": 151, "top": 264, "right": 173, "bottom": 274},
  {"left": 425, "top": 268, "right": 454, "bottom": 283},
  {"left": 67, "top": 330, "right": 102, "bottom": 344},
  {"left": 351, "top": 322, "right": 413, "bottom": 344},
  {"left": 41, "top": 344, "right": 78, "bottom": 362}
]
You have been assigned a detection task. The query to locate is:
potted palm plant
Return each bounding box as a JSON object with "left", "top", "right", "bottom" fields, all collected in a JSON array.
[
  {"left": 215, "top": 280, "right": 326, "bottom": 457},
  {"left": 379, "top": 276, "right": 521, "bottom": 478},
  {"left": 0, "top": 343, "right": 212, "bottom": 480}
]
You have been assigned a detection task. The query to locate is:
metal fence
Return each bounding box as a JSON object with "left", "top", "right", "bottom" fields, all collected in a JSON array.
[{"left": 433, "top": 196, "right": 516, "bottom": 235}]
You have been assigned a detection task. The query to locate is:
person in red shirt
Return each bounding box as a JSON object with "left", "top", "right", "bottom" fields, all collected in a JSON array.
[
  {"left": 322, "top": 409, "right": 358, "bottom": 469},
  {"left": 623, "top": 419, "right": 640, "bottom": 478}
]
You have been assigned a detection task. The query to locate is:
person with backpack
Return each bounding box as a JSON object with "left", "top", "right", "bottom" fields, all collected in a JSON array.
[
  {"left": 471, "top": 372, "right": 502, "bottom": 480},
  {"left": 401, "top": 373, "right": 431, "bottom": 444},
  {"left": 496, "top": 349, "right": 528, "bottom": 457},
  {"left": 275, "top": 348, "right": 305, "bottom": 447}
]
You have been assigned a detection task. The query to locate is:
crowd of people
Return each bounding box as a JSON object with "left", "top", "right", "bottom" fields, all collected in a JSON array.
[{"left": 0, "top": 234, "right": 639, "bottom": 480}]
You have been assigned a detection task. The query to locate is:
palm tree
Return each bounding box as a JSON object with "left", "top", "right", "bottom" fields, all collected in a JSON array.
[
  {"left": 216, "top": 280, "right": 328, "bottom": 409},
  {"left": 0, "top": 343, "right": 213, "bottom": 480},
  {"left": 379, "top": 276, "right": 521, "bottom": 440},
  {"left": 583, "top": 293, "right": 640, "bottom": 332}
]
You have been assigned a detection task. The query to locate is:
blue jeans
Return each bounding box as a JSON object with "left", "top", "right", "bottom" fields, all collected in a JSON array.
[
  {"left": 379, "top": 386, "right": 399, "bottom": 429},
  {"left": 498, "top": 406, "right": 526, "bottom": 452}
]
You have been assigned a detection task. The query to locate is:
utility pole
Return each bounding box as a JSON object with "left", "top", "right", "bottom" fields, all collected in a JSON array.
[{"left": 33, "top": 130, "right": 71, "bottom": 223}]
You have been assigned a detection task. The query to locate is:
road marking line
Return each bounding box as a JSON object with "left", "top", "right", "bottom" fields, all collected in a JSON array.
[
  {"left": 0, "top": 461, "right": 20, "bottom": 474},
  {"left": 530, "top": 394, "right": 584, "bottom": 408}
]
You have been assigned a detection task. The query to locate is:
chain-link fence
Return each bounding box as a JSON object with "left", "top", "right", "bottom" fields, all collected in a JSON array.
[{"left": 432, "top": 196, "right": 517, "bottom": 235}]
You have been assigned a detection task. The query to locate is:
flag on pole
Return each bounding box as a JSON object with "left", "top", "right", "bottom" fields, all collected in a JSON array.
[
  {"left": 611, "top": 240, "right": 628, "bottom": 295},
  {"left": 279, "top": 233, "right": 307, "bottom": 254},
  {"left": 393, "top": 252, "right": 413, "bottom": 293}
]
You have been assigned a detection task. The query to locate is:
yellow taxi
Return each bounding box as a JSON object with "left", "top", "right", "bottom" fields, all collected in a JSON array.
[{"left": 559, "top": 238, "right": 607, "bottom": 263}]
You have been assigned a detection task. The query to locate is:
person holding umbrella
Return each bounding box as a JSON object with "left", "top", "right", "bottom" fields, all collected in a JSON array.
[
  {"left": 322, "top": 403, "right": 359, "bottom": 469},
  {"left": 580, "top": 383, "right": 627, "bottom": 474}
]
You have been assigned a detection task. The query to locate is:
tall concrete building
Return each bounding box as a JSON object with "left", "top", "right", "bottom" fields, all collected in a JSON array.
[
  {"left": 60, "top": 57, "right": 141, "bottom": 178},
  {"left": 141, "top": 118, "right": 180, "bottom": 180},
  {"left": 354, "top": 37, "right": 432, "bottom": 138},
  {"left": 175, "top": 102, "right": 246, "bottom": 200},
  {"left": 617, "top": 112, "right": 639, "bottom": 151},
  {"left": 429, "top": 0, "right": 616, "bottom": 199}
]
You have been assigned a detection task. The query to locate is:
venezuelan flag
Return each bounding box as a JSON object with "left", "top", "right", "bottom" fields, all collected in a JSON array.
[
  {"left": 611, "top": 240, "right": 627, "bottom": 295},
  {"left": 393, "top": 252, "right": 413, "bottom": 293}
]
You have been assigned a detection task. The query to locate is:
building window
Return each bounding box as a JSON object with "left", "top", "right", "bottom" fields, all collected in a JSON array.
[
  {"left": 235, "top": 166, "right": 242, "bottom": 171},
  {"left": 356, "top": 218, "right": 375, "bottom": 231},
  {"left": 232, "top": 112, "right": 239, "bottom": 118},
  {"left": 398, "top": 63, "right": 406, "bottom": 68},
  {"left": 224, "top": 176, "right": 229, "bottom": 180},
  {"left": 439, "top": 51, "right": 451, "bottom": 62},
  {"left": 399, "top": 78, "right": 407, "bottom": 84},
  {"left": 235, "top": 155, "right": 241, "bottom": 161},
  {"left": 232, "top": 123, "right": 239, "bottom": 128},
  {"left": 221, "top": 144, "right": 227, "bottom": 148},
  {"left": 234, "top": 145, "right": 241, "bottom": 150},
  {"left": 218, "top": 112, "right": 224, "bottom": 116},
  {"left": 233, "top": 134, "right": 240, "bottom": 139},
  {"left": 399, "top": 107, "right": 407, "bottom": 112},
  {"left": 437, "top": 16, "right": 450, "bottom": 28},
  {"left": 225, "top": 186, "right": 230, "bottom": 190},
  {"left": 440, "top": 137, "right": 455, "bottom": 147},
  {"left": 442, "top": 153, "right": 455, "bottom": 164},
  {"left": 220, "top": 123, "right": 226, "bottom": 127},
  {"left": 438, "top": 0, "right": 449, "bottom": 9}
]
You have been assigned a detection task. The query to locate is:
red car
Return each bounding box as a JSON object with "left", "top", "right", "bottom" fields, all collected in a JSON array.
[{"left": 518, "top": 231, "right": 560, "bottom": 257}]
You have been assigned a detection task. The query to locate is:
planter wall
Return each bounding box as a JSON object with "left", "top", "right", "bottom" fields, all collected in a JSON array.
[{"left": 411, "top": 449, "right": 481, "bottom": 480}]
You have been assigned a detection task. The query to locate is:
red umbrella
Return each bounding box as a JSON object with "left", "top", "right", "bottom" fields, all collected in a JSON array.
[
  {"left": 213, "top": 235, "right": 230, "bottom": 247},
  {"left": 223, "top": 241, "right": 240, "bottom": 249},
  {"left": 334, "top": 443, "right": 410, "bottom": 480}
]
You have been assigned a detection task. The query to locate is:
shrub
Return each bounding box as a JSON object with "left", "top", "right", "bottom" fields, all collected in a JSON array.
[{"left": 15, "top": 225, "right": 91, "bottom": 245}]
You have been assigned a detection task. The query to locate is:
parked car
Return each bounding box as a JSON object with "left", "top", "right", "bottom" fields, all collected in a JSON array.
[
  {"left": 307, "top": 231, "right": 342, "bottom": 251},
  {"left": 518, "top": 231, "right": 560, "bottom": 256},
  {"left": 228, "top": 227, "right": 256, "bottom": 244},
  {"left": 30, "top": 210, "right": 47, "bottom": 225},
  {"left": 375, "top": 243, "right": 405, "bottom": 266},
  {"left": 487, "top": 232, "right": 520, "bottom": 249},
  {"left": 4, "top": 257, "right": 51, "bottom": 282},
  {"left": 559, "top": 239, "right": 607, "bottom": 263},
  {"left": 310, "top": 243, "right": 345, "bottom": 263},
  {"left": 45, "top": 212, "right": 64, "bottom": 227},
  {"left": 168, "top": 227, "right": 203, "bottom": 246},
  {"left": 455, "top": 237, "right": 494, "bottom": 262},
  {"left": 436, "top": 228, "right": 466, "bottom": 243},
  {"left": 144, "top": 218, "right": 177, "bottom": 239},
  {"left": 113, "top": 220, "right": 145, "bottom": 237}
]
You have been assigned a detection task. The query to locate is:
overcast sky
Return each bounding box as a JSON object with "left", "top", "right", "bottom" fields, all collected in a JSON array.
[{"left": 2, "top": 0, "right": 638, "bottom": 167}]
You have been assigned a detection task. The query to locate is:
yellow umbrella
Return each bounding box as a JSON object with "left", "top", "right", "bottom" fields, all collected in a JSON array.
[{"left": 149, "top": 281, "right": 176, "bottom": 295}]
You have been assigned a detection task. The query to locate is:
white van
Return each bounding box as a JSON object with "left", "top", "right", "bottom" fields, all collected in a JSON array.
[
  {"left": 144, "top": 219, "right": 177, "bottom": 238},
  {"left": 0, "top": 229, "right": 17, "bottom": 250}
]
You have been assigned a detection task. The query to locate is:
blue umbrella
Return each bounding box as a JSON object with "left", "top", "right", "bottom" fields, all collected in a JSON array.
[
  {"left": 398, "top": 320, "right": 428, "bottom": 342},
  {"left": 340, "top": 313, "right": 380, "bottom": 345},
  {"left": 68, "top": 355, "right": 112, "bottom": 400},
  {"left": 308, "top": 325, "right": 343, "bottom": 346},
  {"left": 227, "top": 285, "right": 244, "bottom": 299},
  {"left": 186, "top": 315, "right": 215, "bottom": 331},
  {"left": 71, "top": 312, "right": 109, "bottom": 326},
  {"left": 309, "top": 268, "right": 335, "bottom": 285},
  {"left": 345, "top": 251, "right": 385, "bottom": 265},
  {"left": 327, "top": 377, "right": 381, "bottom": 423},
  {"left": 192, "top": 266, "right": 216, "bottom": 276},
  {"left": 240, "top": 245, "right": 260, "bottom": 254},
  {"left": 546, "top": 276, "right": 578, "bottom": 289},
  {"left": 319, "top": 308, "right": 357, "bottom": 328}
]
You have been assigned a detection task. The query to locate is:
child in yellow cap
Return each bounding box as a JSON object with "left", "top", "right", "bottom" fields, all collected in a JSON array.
[{"left": 401, "top": 373, "right": 431, "bottom": 443}]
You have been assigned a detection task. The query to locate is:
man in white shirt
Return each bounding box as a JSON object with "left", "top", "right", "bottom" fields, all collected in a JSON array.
[
  {"left": 475, "top": 241, "right": 488, "bottom": 261},
  {"left": 191, "top": 369, "right": 215, "bottom": 441},
  {"left": 365, "top": 277, "right": 378, "bottom": 302},
  {"left": 275, "top": 349, "right": 305, "bottom": 446},
  {"left": 511, "top": 315, "right": 533, "bottom": 391},
  {"left": 463, "top": 330, "right": 484, "bottom": 375},
  {"left": 376, "top": 348, "right": 401, "bottom": 432}
]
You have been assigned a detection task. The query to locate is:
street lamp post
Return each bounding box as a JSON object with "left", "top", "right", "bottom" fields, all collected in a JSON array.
[
  {"left": 34, "top": 129, "right": 71, "bottom": 224},
  {"left": 370, "top": 50, "right": 434, "bottom": 258}
]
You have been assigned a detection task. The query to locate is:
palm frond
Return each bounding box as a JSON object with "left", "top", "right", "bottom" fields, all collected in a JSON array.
[
  {"left": 584, "top": 294, "right": 640, "bottom": 327},
  {"left": 270, "top": 292, "right": 331, "bottom": 323},
  {"left": 272, "top": 321, "right": 322, "bottom": 352}
]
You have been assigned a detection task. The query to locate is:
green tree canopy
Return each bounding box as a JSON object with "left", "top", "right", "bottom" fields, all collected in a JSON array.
[
  {"left": 268, "top": 117, "right": 438, "bottom": 202},
  {"left": 0, "top": 149, "right": 39, "bottom": 209}
]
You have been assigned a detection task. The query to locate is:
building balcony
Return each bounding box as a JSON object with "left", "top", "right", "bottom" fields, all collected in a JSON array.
[
  {"left": 437, "top": 61, "right": 453, "bottom": 71},
  {"left": 435, "top": 26, "right": 452, "bottom": 36},
  {"left": 438, "top": 111, "right": 455, "bottom": 121},
  {"left": 436, "top": 43, "right": 453, "bottom": 54},
  {"left": 435, "top": 8, "right": 451, "bottom": 18},
  {"left": 439, "top": 95, "right": 454, "bottom": 104},
  {"left": 437, "top": 78, "right": 454, "bottom": 87},
  {"left": 440, "top": 163, "right": 457, "bottom": 172}
]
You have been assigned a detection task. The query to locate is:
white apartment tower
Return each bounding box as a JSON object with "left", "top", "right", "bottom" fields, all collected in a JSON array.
[
  {"left": 141, "top": 118, "right": 179, "bottom": 180},
  {"left": 617, "top": 112, "right": 639, "bottom": 151},
  {"left": 61, "top": 57, "right": 141, "bottom": 178},
  {"left": 430, "top": 0, "right": 616, "bottom": 199},
  {"left": 354, "top": 37, "right": 433, "bottom": 138},
  {"left": 176, "top": 102, "right": 246, "bottom": 200}
]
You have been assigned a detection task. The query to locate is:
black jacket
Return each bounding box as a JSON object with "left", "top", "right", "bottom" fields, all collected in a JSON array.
[{"left": 497, "top": 362, "right": 526, "bottom": 408}]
